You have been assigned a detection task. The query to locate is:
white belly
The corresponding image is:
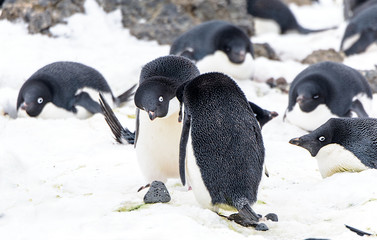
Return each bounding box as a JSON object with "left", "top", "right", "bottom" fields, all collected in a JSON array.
[
  {"left": 253, "top": 18, "right": 281, "bottom": 35},
  {"left": 315, "top": 144, "right": 369, "bottom": 178},
  {"left": 136, "top": 101, "right": 182, "bottom": 182},
  {"left": 285, "top": 95, "right": 373, "bottom": 131},
  {"left": 284, "top": 104, "right": 337, "bottom": 131},
  {"left": 186, "top": 133, "right": 213, "bottom": 210},
  {"left": 196, "top": 51, "right": 255, "bottom": 81}
]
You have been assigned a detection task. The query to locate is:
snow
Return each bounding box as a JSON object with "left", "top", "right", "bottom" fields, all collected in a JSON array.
[{"left": 1, "top": 0, "right": 377, "bottom": 239}]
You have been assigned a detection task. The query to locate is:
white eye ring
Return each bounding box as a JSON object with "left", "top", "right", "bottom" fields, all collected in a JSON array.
[
  {"left": 318, "top": 136, "right": 325, "bottom": 142},
  {"left": 158, "top": 96, "right": 163, "bottom": 102},
  {"left": 37, "top": 97, "right": 43, "bottom": 104}
]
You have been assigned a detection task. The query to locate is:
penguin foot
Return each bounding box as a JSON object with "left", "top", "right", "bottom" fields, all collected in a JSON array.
[
  {"left": 220, "top": 213, "right": 269, "bottom": 230},
  {"left": 137, "top": 183, "right": 151, "bottom": 192},
  {"left": 265, "top": 213, "right": 278, "bottom": 222},
  {"left": 227, "top": 213, "right": 258, "bottom": 227}
]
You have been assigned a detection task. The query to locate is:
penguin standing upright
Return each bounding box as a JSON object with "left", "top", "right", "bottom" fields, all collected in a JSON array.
[
  {"left": 177, "top": 72, "right": 275, "bottom": 230},
  {"left": 170, "top": 20, "right": 255, "bottom": 80},
  {"left": 284, "top": 61, "right": 373, "bottom": 131},
  {"left": 289, "top": 118, "right": 377, "bottom": 178},
  {"left": 16, "top": 61, "right": 135, "bottom": 119},
  {"left": 100, "top": 55, "right": 200, "bottom": 183}
]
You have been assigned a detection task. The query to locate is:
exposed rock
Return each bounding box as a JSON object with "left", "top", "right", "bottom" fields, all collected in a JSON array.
[
  {"left": 359, "top": 66, "right": 377, "bottom": 93},
  {"left": 95, "top": 0, "right": 125, "bottom": 13},
  {"left": 0, "top": 0, "right": 85, "bottom": 35},
  {"left": 119, "top": 0, "right": 254, "bottom": 45},
  {"left": 253, "top": 43, "right": 280, "bottom": 61},
  {"left": 266, "top": 77, "right": 289, "bottom": 93},
  {"left": 301, "top": 49, "right": 345, "bottom": 65},
  {"left": 143, "top": 181, "right": 171, "bottom": 204}
]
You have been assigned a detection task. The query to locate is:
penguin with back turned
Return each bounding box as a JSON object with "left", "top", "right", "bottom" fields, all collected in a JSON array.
[
  {"left": 170, "top": 20, "right": 255, "bottom": 80},
  {"left": 16, "top": 61, "right": 135, "bottom": 119},
  {"left": 100, "top": 55, "right": 200, "bottom": 183},
  {"left": 177, "top": 72, "right": 276, "bottom": 230},
  {"left": 284, "top": 61, "right": 373, "bottom": 131},
  {"left": 289, "top": 118, "right": 377, "bottom": 178}
]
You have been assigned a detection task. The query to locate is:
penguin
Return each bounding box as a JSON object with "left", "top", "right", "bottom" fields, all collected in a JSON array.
[
  {"left": 340, "top": 5, "right": 377, "bottom": 56},
  {"left": 16, "top": 61, "right": 136, "bottom": 119},
  {"left": 289, "top": 117, "right": 377, "bottom": 178},
  {"left": 170, "top": 20, "right": 255, "bottom": 80},
  {"left": 284, "top": 61, "right": 373, "bottom": 131},
  {"left": 100, "top": 55, "right": 200, "bottom": 183},
  {"left": 177, "top": 72, "right": 273, "bottom": 230},
  {"left": 343, "top": 0, "right": 377, "bottom": 19},
  {"left": 246, "top": 0, "right": 336, "bottom": 34}
]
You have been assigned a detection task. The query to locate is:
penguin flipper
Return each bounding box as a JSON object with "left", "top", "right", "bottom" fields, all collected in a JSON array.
[
  {"left": 179, "top": 111, "right": 191, "bottom": 186},
  {"left": 75, "top": 92, "right": 102, "bottom": 114},
  {"left": 345, "top": 224, "right": 372, "bottom": 236},
  {"left": 115, "top": 84, "right": 137, "bottom": 106},
  {"left": 350, "top": 99, "right": 369, "bottom": 117},
  {"left": 99, "top": 93, "right": 135, "bottom": 144},
  {"left": 344, "top": 31, "right": 377, "bottom": 56}
]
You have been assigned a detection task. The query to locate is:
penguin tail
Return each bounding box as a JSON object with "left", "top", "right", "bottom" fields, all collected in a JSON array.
[
  {"left": 237, "top": 202, "right": 260, "bottom": 222},
  {"left": 99, "top": 93, "right": 135, "bottom": 145},
  {"left": 114, "top": 84, "right": 137, "bottom": 107},
  {"left": 297, "top": 25, "right": 337, "bottom": 35}
]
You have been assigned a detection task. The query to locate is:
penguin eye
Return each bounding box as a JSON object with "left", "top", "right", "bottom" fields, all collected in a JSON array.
[
  {"left": 37, "top": 97, "right": 44, "bottom": 104},
  {"left": 158, "top": 96, "right": 163, "bottom": 102},
  {"left": 224, "top": 46, "right": 231, "bottom": 52},
  {"left": 318, "top": 136, "right": 325, "bottom": 142},
  {"left": 313, "top": 95, "right": 319, "bottom": 99}
]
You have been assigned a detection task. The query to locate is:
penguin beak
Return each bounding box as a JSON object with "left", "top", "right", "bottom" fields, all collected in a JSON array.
[
  {"left": 289, "top": 137, "right": 301, "bottom": 146},
  {"left": 269, "top": 111, "right": 279, "bottom": 119},
  {"left": 20, "top": 102, "right": 28, "bottom": 111},
  {"left": 296, "top": 95, "right": 304, "bottom": 104},
  {"left": 289, "top": 137, "right": 318, "bottom": 157},
  {"left": 148, "top": 111, "right": 157, "bottom": 121}
]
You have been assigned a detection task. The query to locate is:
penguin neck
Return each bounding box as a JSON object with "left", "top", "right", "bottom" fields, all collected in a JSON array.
[{"left": 315, "top": 143, "right": 369, "bottom": 178}]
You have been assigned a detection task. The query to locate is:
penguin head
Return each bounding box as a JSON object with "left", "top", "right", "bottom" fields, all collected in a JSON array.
[
  {"left": 295, "top": 81, "right": 325, "bottom": 112},
  {"left": 134, "top": 77, "right": 177, "bottom": 120},
  {"left": 216, "top": 26, "right": 253, "bottom": 64},
  {"left": 17, "top": 81, "right": 53, "bottom": 117},
  {"left": 289, "top": 118, "right": 335, "bottom": 156}
]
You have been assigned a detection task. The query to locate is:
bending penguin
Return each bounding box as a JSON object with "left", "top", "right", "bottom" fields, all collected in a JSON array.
[
  {"left": 100, "top": 55, "right": 200, "bottom": 183},
  {"left": 177, "top": 72, "right": 277, "bottom": 230},
  {"left": 246, "top": 0, "right": 336, "bottom": 34},
  {"left": 289, "top": 118, "right": 377, "bottom": 178},
  {"left": 284, "top": 61, "right": 373, "bottom": 131},
  {"left": 17, "top": 61, "right": 136, "bottom": 119},
  {"left": 340, "top": 5, "right": 377, "bottom": 56},
  {"left": 170, "top": 20, "right": 255, "bottom": 80}
]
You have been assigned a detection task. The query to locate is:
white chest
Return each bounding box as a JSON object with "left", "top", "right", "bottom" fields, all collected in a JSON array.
[
  {"left": 196, "top": 51, "right": 255, "bottom": 81},
  {"left": 284, "top": 104, "right": 337, "bottom": 131},
  {"left": 135, "top": 98, "right": 182, "bottom": 182},
  {"left": 315, "top": 144, "right": 369, "bottom": 178}
]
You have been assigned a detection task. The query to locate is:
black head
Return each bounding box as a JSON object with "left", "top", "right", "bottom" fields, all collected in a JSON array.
[
  {"left": 289, "top": 118, "right": 336, "bottom": 156},
  {"left": 16, "top": 81, "right": 53, "bottom": 117},
  {"left": 134, "top": 77, "right": 177, "bottom": 120},
  {"left": 216, "top": 26, "right": 253, "bottom": 64},
  {"left": 294, "top": 81, "right": 325, "bottom": 112}
]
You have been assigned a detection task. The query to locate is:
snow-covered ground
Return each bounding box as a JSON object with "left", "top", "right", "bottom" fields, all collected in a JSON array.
[{"left": 0, "top": 0, "right": 377, "bottom": 239}]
